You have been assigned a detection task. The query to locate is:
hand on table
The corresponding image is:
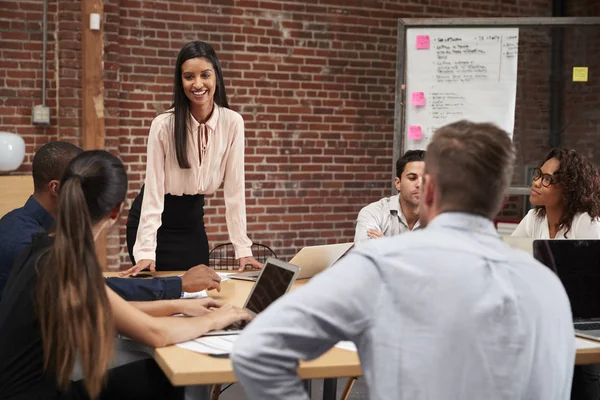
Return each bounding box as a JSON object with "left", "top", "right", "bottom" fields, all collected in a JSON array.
[
  {"left": 238, "top": 256, "right": 262, "bottom": 272},
  {"left": 367, "top": 229, "right": 384, "bottom": 239},
  {"left": 181, "top": 264, "right": 221, "bottom": 292},
  {"left": 120, "top": 259, "right": 155, "bottom": 277}
]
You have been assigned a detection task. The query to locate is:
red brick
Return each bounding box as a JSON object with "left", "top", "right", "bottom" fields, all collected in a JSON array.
[{"left": 0, "top": 0, "right": 563, "bottom": 268}]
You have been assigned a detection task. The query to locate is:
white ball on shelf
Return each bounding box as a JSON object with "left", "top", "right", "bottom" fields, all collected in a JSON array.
[{"left": 0, "top": 132, "right": 26, "bottom": 172}]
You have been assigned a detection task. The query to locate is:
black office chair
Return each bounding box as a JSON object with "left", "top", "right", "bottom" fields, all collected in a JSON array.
[{"left": 208, "top": 242, "right": 277, "bottom": 270}]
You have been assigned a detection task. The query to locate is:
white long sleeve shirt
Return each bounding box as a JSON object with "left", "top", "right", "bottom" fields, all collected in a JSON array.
[
  {"left": 354, "top": 194, "right": 420, "bottom": 245},
  {"left": 512, "top": 209, "right": 600, "bottom": 239}
]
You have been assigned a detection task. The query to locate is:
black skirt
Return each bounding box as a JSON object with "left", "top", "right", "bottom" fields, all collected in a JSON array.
[{"left": 126, "top": 185, "right": 209, "bottom": 271}]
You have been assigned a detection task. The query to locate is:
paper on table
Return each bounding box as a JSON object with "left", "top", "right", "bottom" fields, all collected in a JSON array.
[
  {"left": 576, "top": 337, "right": 600, "bottom": 349},
  {"left": 177, "top": 335, "right": 238, "bottom": 355},
  {"left": 181, "top": 290, "right": 208, "bottom": 299},
  {"left": 217, "top": 272, "right": 230, "bottom": 281},
  {"left": 335, "top": 341, "right": 357, "bottom": 352},
  {"left": 177, "top": 272, "right": 230, "bottom": 281},
  {"left": 177, "top": 336, "right": 357, "bottom": 356}
]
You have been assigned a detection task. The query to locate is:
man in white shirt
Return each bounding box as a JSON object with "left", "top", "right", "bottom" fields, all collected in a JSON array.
[
  {"left": 232, "top": 120, "right": 575, "bottom": 400},
  {"left": 354, "top": 150, "right": 425, "bottom": 244}
]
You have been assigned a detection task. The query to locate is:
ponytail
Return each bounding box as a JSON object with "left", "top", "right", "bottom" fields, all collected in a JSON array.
[{"left": 37, "top": 176, "right": 115, "bottom": 398}]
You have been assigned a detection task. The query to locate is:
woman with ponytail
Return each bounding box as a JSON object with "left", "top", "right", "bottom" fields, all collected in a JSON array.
[{"left": 0, "top": 150, "right": 251, "bottom": 399}]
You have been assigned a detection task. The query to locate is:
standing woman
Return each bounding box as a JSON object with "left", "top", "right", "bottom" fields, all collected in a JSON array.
[{"left": 123, "top": 41, "right": 261, "bottom": 275}]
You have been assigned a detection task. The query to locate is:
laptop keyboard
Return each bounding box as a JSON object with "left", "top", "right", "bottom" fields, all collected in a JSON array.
[
  {"left": 576, "top": 322, "right": 600, "bottom": 331},
  {"left": 223, "top": 320, "right": 249, "bottom": 332}
]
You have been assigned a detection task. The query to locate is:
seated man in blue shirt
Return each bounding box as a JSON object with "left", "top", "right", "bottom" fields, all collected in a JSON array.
[
  {"left": 0, "top": 141, "right": 221, "bottom": 301},
  {"left": 232, "top": 121, "right": 575, "bottom": 400}
]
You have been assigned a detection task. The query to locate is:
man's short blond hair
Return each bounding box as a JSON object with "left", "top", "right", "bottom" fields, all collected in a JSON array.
[{"left": 425, "top": 120, "right": 516, "bottom": 219}]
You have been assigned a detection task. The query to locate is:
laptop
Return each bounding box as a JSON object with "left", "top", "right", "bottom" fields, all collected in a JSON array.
[
  {"left": 229, "top": 242, "right": 354, "bottom": 281},
  {"left": 291, "top": 242, "right": 354, "bottom": 279},
  {"left": 203, "top": 257, "right": 299, "bottom": 336},
  {"left": 501, "top": 236, "right": 534, "bottom": 256},
  {"left": 533, "top": 239, "right": 600, "bottom": 341}
]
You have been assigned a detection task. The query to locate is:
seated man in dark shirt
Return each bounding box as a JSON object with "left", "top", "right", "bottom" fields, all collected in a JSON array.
[{"left": 0, "top": 141, "right": 221, "bottom": 300}]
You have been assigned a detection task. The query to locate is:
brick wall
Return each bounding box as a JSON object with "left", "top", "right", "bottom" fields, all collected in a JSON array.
[
  {"left": 561, "top": 0, "right": 600, "bottom": 161},
  {"left": 0, "top": 0, "right": 59, "bottom": 164},
  {"left": 1, "top": 0, "right": 565, "bottom": 269},
  {"left": 0, "top": 0, "right": 83, "bottom": 170}
]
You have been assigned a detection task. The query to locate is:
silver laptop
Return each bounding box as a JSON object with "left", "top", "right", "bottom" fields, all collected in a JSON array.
[
  {"left": 533, "top": 239, "right": 600, "bottom": 341},
  {"left": 203, "top": 257, "right": 299, "bottom": 336},
  {"left": 229, "top": 242, "right": 353, "bottom": 281}
]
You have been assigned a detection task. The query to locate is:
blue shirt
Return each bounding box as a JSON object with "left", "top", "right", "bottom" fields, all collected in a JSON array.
[
  {"left": 0, "top": 196, "right": 182, "bottom": 301},
  {"left": 232, "top": 212, "right": 575, "bottom": 400}
]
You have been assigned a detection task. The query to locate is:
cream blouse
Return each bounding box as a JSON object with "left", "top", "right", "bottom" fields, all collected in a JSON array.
[
  {"left": 133, "top": 105, "right": 253, "bottom": 261},
  {"left": 511, "top": 209, "right": 600, "bottom": 239}
]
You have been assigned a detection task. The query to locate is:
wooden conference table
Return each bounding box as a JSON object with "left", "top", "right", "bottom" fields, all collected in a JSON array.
[
  {"left": 105, "top": 270, "right": 600, "bottom": 397},
  {"left": 105, "top": 270, "right": 361, "bottom": 399}
]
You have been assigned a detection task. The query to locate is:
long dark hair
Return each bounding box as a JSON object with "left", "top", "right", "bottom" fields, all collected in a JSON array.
[
  {"left": 36, "top": 150, "right": 128, "bottom": 398},
  {"left": 171, "top": 40, "right": 229, "bottom": 169},
  {"left": 535, "top": 148, "right": 600, "bottom": 237}
]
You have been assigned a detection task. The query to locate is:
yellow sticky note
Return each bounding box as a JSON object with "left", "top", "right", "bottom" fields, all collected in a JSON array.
[{"left": 573, "top": 67, "right": 588, "bottom": 82}]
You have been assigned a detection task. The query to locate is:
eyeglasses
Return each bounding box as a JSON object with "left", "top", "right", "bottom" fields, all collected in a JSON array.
[{"left": 532, "top": 168, "right": 558, "bottom": 187}]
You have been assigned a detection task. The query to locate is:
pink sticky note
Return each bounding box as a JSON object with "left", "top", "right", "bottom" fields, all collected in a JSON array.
[
  {"left": 411, "top": 92, "right": 425, "bottom": 106},
  {"left": 416, "top": 35, "right": 430, "bottom": 50},
  {"left": 408, "top": 125, "right": 422, "bottom": 140}
]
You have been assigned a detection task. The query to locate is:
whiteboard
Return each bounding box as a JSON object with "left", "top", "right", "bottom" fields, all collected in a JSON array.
[{"left": 403, "top": 28, "right": 519, "bottom": 151}]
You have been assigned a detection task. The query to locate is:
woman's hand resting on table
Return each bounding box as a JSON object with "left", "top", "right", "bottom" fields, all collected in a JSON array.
[
  {"left": 237, "top": 256, "right": 262, "bottom": 272},
  {"left": 119, "top": 259, "right": 155, "bottom": 277}
]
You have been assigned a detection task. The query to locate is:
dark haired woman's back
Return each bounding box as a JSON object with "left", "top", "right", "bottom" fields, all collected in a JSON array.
[
  {"left": 0, "top": 234, "right": 67, "bottom": 399},
  {"left": 0, "top": 237, "right": 181, "bottom": 400},
  {"left": 1, "top": 149, "right": 250, "bottom": 399}
]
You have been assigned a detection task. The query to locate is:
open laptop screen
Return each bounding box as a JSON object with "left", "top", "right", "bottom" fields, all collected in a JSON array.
[
  {"left": 244, "top": 259, "right": 296, "bottom": 315},
  {"left": 533, "top": 239, "right": 600, "bottom": 320}
]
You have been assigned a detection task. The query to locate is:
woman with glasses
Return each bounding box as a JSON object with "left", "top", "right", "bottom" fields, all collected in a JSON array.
[
  {"left": 512, "top": 148, "right": 600, "bottom": 400},
  {"left": 512, "top": 148, "right": 600, "bottom": 239}
]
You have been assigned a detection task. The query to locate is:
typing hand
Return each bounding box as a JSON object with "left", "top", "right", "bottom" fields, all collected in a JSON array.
[
  {"left": 120, "top": 259, "right": 155, "bottom": 277},
  {"left": 181, "top": 265, "right": 221, "bottom": 292},
  {"left": 207, "top": 304, "right": 253, "bottom": 331},
  {"left": 367, "top": 229, "right": 384, "bottom": 239},
  {"left": 237, "top": 256, "right": 262, "bottom": 272}
]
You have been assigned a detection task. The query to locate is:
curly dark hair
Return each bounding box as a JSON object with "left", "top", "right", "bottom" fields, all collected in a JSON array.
[{"left": 535, "top": 148, "right": 600, "bottom": 238}]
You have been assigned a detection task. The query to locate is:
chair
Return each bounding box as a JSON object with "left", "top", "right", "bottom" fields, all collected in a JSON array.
[
  {"left": 208, "top": 242, "right": 277, "bottom": 270},
  {"left": 208, "top": 242, "right": 276, "bottom": 400},
  {"left": 341, "top": 377, "right": 358, "bottom": 400}
]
